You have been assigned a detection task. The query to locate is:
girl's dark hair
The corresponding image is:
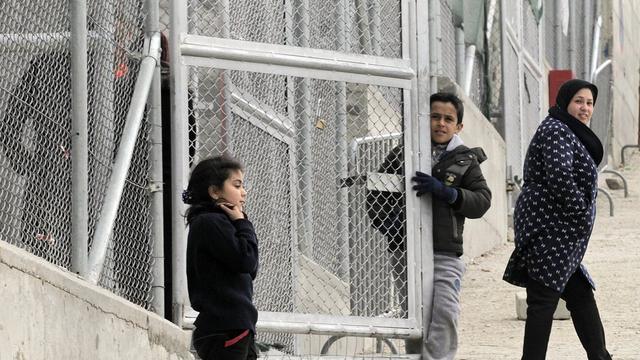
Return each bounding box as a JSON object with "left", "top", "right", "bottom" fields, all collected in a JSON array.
[{"left": 183, "top": 156, "right": 243, "bottom": 225}]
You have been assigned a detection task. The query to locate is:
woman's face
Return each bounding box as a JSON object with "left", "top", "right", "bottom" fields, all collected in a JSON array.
[{"left": 566, "top": 88, "right": 594, "bottom": 124}]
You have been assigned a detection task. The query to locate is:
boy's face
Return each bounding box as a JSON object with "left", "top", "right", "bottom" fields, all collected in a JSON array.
[{"left": 430, "top": 101, "right": 462, "bottom": 144}]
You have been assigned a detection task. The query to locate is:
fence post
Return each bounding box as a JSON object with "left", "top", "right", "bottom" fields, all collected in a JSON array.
[
  {"left": 403, "top": 0, "right": 436, "bottom": 354},
  {"left": 169, "top": 0, "right": 190, "bottom": 326},
  {"left": 146, "top": 0, "right": 165, "bottom": 317},
  {"left": 70, "top": 0, "right": 89, "bottom": 277},
  {"left": 336, "top": 0, "right": 350, "bottom": 280}
]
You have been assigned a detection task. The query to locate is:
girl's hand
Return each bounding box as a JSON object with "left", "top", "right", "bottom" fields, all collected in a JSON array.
[{"left": 219, "top": 202, "right": 244, "bottom": 220}]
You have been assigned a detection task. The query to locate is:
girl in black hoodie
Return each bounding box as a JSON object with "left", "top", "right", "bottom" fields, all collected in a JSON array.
[{"left": 184, "top": 156, "right": 259, "bottom": 360}]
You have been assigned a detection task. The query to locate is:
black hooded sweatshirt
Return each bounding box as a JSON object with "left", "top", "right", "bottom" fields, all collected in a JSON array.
[{"left": 186, "top": 205, "right": 259, "bottom": 334}]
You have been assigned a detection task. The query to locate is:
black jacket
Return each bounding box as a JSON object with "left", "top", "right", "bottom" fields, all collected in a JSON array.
[
  {"left": 186, "top": 206, "right": 259, "bottom": 334},
  {"left": 367, "top": 145, "right": 491, "bottom": 255}
]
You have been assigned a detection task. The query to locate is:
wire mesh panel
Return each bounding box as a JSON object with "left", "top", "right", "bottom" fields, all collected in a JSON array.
[
  {"left": 469, "top": 51, "right": 489, "bottom": 116},
  {"left": 159, "top": 0, "right": 170, "bottom": 33},
  {"left": 486, "top": 0, "right": 503, "bottom": 127},
  {"left": 187, "top": 0, "right": 402, "bottom": 57},
  {"left": 543, "top": 0, "right": 556, "bottom": 66},
  {"left": 0, "top": 0, "right": 156, "bottom": 309},
  {"left": 350, "top": 133, "right": 404, "bottom": 318},
  {"left": 439, "top": 0, "right": 458, "bottom": 81},
  {"left": 185, "top": 63, "right": 408, "bottom": 355}
]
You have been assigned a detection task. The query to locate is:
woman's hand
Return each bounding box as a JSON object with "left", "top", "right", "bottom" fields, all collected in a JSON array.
[{"left": 219, "top": 202, "right": 245, "bottom": 220}]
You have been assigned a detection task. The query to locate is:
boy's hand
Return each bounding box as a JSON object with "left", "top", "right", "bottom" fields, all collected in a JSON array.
[
  {"left": 219, "top": 202, "right": 245, "bottom": 220},
  {"left": 411, "top": 171, "right": 458, "bottom": 203}
]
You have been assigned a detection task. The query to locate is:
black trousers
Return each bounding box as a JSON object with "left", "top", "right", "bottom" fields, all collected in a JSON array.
[
  {"left": 522, "top": 271, "right": 612, "bottom": 360},
  {"left": 192, "top": 328, "right": 258, "bottom": 360}
]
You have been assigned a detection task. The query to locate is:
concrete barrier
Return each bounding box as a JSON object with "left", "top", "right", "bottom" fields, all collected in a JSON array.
[
  {"left": 515, "top": 291, "right": 571, "bottom": 320},
  {"left": 0, "top": 240, "right": 194, "bottom": 360}
]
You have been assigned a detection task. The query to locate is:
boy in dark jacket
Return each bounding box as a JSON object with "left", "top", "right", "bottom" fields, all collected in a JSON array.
[{"left": 367, "top": 92, "right": 491, "bottom": 359}]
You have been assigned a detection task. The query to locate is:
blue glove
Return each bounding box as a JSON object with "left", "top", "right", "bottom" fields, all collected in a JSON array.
[{"left": 411, "top": 171, "right": 458, "bottom": 203}]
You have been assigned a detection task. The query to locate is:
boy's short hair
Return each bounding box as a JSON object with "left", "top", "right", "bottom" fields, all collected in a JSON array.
[{"left": 430, "top": 92, "right": 464, "bottom": 124}]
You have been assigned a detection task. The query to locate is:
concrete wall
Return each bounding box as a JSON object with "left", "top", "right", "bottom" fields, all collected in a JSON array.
[
  {"left": 0, "top": 241, "right": 193, "bottom": 360},
  {"left": 610, "top": 1, "right": 640, "bottom": 165},
  {"left": 438, "top": 77, "right": 509, "bottom": 259}
]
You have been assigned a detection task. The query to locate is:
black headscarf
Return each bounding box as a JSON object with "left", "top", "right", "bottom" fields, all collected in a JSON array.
[{"left": 548, "top": 79, "right": 603, "bottom": 166}]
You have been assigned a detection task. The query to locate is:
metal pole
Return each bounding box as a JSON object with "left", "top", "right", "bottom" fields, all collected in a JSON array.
[
  {"left": 583, "top": 0, "right": 593, "bottom": 80},
  {"left": 496, "top": 0, "right": 507, "bottom": 137},
  {"left": 404, "top": 0, "right": 435, "bottom": 354},
  {"left": 463, "top": 44, "right": 476, "bottom": 95},
  {"left": 70, "top": 0, "right": 88, "bottom": 276},
  {"left": 215, "top": 0, "right": 232, "bottom": 154},
  {"left": 87, "top": 34, "right": 161, "bottom": 283},
  {"left": 590, "top": 16, "right": 603, "bottom": 82},
  {"left": 296, "top": 0, "right": 313, "bottom": 256},
  {"left": 554, "top": 0, "right": 563, "bottom": 69},
  {"left": 336, "top": 0, "right": 349, "bottom": 280},
  {"left": 455, "top": 27, "right": 465, "bottom": 86},
  {"left": 569, "top": 2, "right": 577, "bottom": 73},
  {"left": 169, "top": 0, "right": 190, "bottom": 326},
  {"left": 180, "top": 38, "right": 414, "bottom": 81},
  {"left": 146, "top": 0, "right": 164, "bottom": 317}
]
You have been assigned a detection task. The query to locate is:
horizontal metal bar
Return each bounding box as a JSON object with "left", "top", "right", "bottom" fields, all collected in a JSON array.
[
  {"left": 367, "top": 172, "right": 404, "bottom": 192},
  {"left": 184, "top": 310, "right": 421, "bottom": 339},
  {"left": 351, "top": 132, "right": 403, "bottom": 149},
  {"left": 0, "top": 31, "right": 105, "bottom": 48},
  {"left": 181, "top": 35, "right": 414, "bottom": 88},
  {"left": 228, "top": 84, "right": 295, "bottom": 145}
]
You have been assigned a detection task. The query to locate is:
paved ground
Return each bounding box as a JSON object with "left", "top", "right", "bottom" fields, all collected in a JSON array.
[{"left": 457, "top": 151, "right": 640, "bottom": 360}]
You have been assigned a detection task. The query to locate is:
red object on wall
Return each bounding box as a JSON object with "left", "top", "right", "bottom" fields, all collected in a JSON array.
[{"left": 548, "top": 70, "right": 574, "bottom": 106}]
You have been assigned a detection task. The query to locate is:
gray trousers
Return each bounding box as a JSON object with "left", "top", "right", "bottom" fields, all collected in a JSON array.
[
  {"left": 392, "top": 251, "right": 465, "bottom": 359},
  {"left": 425, "top": 253, "right": 466, "bottom": 360}
]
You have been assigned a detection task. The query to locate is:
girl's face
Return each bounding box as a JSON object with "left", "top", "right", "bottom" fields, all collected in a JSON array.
[
  {"left": 209, "top": 169, "right": 246, "bottom": 208},
  {"left": 567, "top": 88, "right": 594, "bottom": 124}
]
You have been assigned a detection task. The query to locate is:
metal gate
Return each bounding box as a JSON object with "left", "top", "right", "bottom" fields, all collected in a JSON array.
[{"left": 168, "top": 0, "right": 433, "bottom": 357}]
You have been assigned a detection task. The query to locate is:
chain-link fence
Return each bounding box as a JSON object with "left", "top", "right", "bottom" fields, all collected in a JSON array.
[
  {"left": 486, "top": 0, "right": 503, "bottom": 126},
  {"left": 0, "top": 0, "right": 155, "bottom": 308}
]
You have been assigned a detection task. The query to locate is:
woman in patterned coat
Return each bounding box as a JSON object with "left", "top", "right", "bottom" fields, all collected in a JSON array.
[{"left": 503, "top": 79, "right": 612, "bottom": 359}]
